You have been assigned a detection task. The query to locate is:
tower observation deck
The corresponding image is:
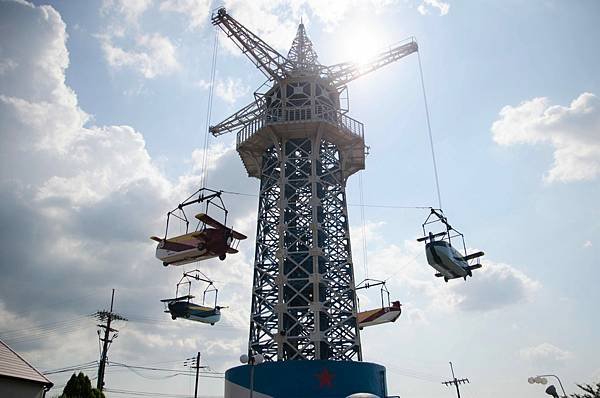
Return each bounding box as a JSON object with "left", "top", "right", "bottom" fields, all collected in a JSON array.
[{"left": 210, "top": 7, "right": 417, "bottom": 364}]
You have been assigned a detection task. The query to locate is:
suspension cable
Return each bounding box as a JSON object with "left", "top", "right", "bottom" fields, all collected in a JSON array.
[
  {"left": 417, "top": 49, "right": 443, "bottom": 210},
  {"left": 199, "top": 27, "right": 220, "bottom": 189},
  {"left": 358, "top": 172, "right": 369, "bottom": 279}
]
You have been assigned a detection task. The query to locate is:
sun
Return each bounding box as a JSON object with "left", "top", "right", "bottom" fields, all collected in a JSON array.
[{"left": 338, "top": 24, "right": 387, "bottom": 65}]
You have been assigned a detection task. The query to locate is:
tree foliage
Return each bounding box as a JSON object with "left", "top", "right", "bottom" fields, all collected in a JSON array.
[
  {"left": 60, "top": 372, "right": 105, "bottom": 398},
  {"left": 571, "top": 382, "right": 600, "bottom": 398}
]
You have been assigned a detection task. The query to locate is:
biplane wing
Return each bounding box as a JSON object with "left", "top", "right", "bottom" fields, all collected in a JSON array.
[
  {"left": 461, "top": 251, "right": 485, "bottom": 261},
  {"left": 467, "top": 264, "right": 482, "bottom": 271},
  {"left": 195, "top": 213, "right": 224, "bottom": 229},
  {"left": 150, "top": 236, "right": 162, "bottom": 242},
  {"left": 195, "top": 213, "right": 247, "bottom": 240},
  {"left": 160, "top": 295, "right": 195, "bottom": 303},
  {"left": 417, "top": 231, "right": 446, "bottom": 242},
  {"left": 191, "top": 231, "right": 208, "bottom": 239},
  {"left": 230, "top": 230, "right": 247, "bottom": 240},
  {"left": 226, "top": 248, "right": 239, "bottom": 254}
]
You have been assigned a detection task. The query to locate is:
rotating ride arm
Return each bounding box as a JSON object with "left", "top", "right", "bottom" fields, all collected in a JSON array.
[
  {"left": 209, "top": 99, "right": 264, "bottom": 136},
  {"left": 211, "top": 7, "right": 290, "bottom": 82},
  {"left": 326, "top": 39, "right": 418, "bottom": 88}
]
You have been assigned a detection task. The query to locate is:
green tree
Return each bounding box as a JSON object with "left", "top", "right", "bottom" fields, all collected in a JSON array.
[
  {"left": 60, "top": 372, "right": 105, "bottom": 398},
  {"left": 571, "top": 382, "right": 600, "bottom": 398}
]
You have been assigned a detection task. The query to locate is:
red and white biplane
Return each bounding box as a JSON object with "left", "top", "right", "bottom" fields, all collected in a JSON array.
[{"left": 151, "top": 213, "right": 246, "bottom": 266}]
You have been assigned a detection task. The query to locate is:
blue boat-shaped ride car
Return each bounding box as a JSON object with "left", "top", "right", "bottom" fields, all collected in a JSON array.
[{"left": 161, "top": 295, "right": 221, "bottom": 325}]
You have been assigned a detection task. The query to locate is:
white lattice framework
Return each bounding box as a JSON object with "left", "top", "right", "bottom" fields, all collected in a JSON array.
[{"left": 210, "top": 7, "right": 417, "bottom": 361}]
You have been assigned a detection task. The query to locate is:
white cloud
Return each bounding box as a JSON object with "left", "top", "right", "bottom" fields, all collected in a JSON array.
[
  {"left": 520, "top": 342, "right": 573, "bottom": 363},
  {"left": 195, "top": 77, "right": 251, "bottom": 104},
  {"left": 406, "top": 306, "right": 428, "bottom": 324},
  {"left": 220, "top": 0, "right": 410, "bottom": 56},
  {"left": 100, "top": 33, "right": 180, "bottom": 78},
  {"left": 159, "top": 0, "right": 211, "bottom": 30},
  {"left": 303, "top": 0, "right": 353, "bottom": 27},
  {"left": 492, "top": 93, "right": 600, "bottom": 183},
  {"left": 99, "top": 0, "right": 182, "bottom": 80},
  {"left": 417, "top": 0, "right": 450, "bottom": 16},
  {"left": 350, "top": 220, "right": 539, "bottom": 313},
  {"left": 583, "top": 240, "right": 592, "bottom": 248},
  {"left": 194, "top": 79, "right": 212, "bottom": 90},
  {"left": 449, "top": 260, "right": 540, "bottom": 312},
  {"left": 0, "top": 58, "right": 18, "bottom": 75},
  {"left": 0, "top": 4, "right": 259, "bottom": 391},
  {"left": 190, "top": 142, "right": 235, "bottom": 173},
  {"left": 221, "top": 0, "right": 300, "bottom": 52},
  {"left": 215, "top": 77, "right": 251, "bottom": 104},
  {"left": 101, "top": 0, "right": 152, "bottom": 24}
]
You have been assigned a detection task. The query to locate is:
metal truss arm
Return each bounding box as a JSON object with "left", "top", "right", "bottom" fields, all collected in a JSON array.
[
  {"left": 326, "top": 39, "right": 418, "bottom": 88},
  {"left": 211, "top": 7, "right": 289, "bottom": 82},
  {"left": 209, "top": 99, "right": 264, "bottom": 136}
]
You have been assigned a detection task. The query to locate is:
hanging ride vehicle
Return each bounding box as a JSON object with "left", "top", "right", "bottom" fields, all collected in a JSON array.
[
  {"left": 417, "top": 208, "right": 484, "bottom": 282},
  {"left": 160, "top": 270, "right": 225, "bottom": 325},
  {"left": 151, "top": 188, "right": 247, "bottom": 266},
  {"left": 356, "top": 279, "right": 402, "bottom": 329}
]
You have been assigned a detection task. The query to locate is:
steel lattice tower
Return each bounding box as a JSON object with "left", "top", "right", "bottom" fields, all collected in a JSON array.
[{"left": 210, "top": 8, "right": 417, "bottom": 362}]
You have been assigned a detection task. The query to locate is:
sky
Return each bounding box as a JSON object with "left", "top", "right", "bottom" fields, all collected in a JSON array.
[{"left": 0, "top": 0, "right": 599, "bottom": 397}]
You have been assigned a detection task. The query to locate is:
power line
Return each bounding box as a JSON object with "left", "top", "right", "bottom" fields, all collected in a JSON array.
[
  {"left": 43, "top": 361, "right": 99, "bottom": 375},
  {"left": 109, "top": 362, "right": 223, "bottom": 376},
  {"left": 0, "top": 316, "right": 93, "bottom": 341},
  {"left": 221, "top": 188, "right": 432, "bottom": 209},
  {"left": 104, "top": 387, "right": 221, "bottom": 398},
  {"left": 0, "top": 316, "right": 91, "bottom": 335},
  {"left": 104, "top": 387, "right": 193, "bottom": 397}
]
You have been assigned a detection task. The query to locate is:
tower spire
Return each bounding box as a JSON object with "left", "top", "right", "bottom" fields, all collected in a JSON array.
[{"left": 287, "top": 22, "right": 320, "bottom": 74}]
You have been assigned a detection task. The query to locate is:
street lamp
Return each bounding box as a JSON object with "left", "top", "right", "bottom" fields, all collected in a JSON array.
[
  {"left": 528, "top": 375, "right": 568, "bottom": 397},
  {"left": 240, "top": 353, "right": 264, "bottom": 398}
]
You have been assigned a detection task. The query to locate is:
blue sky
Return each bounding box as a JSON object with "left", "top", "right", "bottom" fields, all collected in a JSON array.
[{"left": 1, "top": 0, "right": 599, "bottom": 397}]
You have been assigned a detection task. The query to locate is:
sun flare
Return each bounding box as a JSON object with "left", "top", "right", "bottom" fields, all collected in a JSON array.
[{"left": 339, "top": 25, "right": 387, "bottom": 65}]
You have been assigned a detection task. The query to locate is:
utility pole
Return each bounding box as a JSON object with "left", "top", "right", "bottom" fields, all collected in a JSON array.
[
  {"left": 184, "top": 352, "right": 208, "bottom": 398},
  {"left": 442, "top": 362, "right": 469, "bottom": 398},
  {"left": 94, "top": 289, "right": 127, "bottom": 392}
]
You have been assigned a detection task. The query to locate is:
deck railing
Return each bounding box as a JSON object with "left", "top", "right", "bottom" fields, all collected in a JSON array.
[{"left": 237, "top": 106, "right": 364, "bottom": 148}]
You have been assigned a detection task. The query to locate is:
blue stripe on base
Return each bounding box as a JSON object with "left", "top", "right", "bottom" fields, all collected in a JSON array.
[{"left": 225, "top": 360, "right": 387, "bottom": 398}]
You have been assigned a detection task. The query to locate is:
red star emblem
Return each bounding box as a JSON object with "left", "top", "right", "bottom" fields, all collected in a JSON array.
[{"left": 316, "top": 368, "right": 335, "bottom": 388}]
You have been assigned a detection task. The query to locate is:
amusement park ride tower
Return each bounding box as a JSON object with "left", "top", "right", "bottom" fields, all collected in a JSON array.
[{"left": 209, "top": 7, "right": 417, "bottom": 397}]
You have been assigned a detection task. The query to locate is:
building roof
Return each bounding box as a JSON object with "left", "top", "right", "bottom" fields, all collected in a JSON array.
[{"left": 0, "top": 339, "right": 53, "bottom": 387}]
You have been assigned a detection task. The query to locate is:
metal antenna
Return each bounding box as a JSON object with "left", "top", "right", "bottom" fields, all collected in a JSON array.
[{"left": 442, "top": 361, "right": 470, "bottom": 398}]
